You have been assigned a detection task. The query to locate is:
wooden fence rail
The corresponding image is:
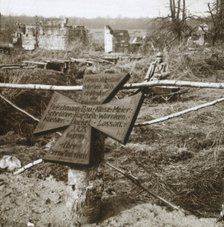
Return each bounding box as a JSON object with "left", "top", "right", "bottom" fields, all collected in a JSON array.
[
  {"left": 123, "top": 80, "right": 224, "bottom": 90},
  {"left": 1, "top": 92, "right": 224, "bottom": 129},
  {"left": 1, "top": 80, "right": 224, "bottom": 91}
]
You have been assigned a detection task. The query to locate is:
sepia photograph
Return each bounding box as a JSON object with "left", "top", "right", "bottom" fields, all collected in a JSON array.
[{"left": 0, "top": 0, "right": 224, "bottom": 226}]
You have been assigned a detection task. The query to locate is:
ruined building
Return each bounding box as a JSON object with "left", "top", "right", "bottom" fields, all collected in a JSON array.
[
  {"left": 104, "top": 25, "right": 130, "bottom": 53},
  {"left": 104, "top": 25, "right": 146, "bottom": 54},
  {"left": 14, "top": 18, "right": 88, "bottom": 51},
  {"left": 186, "top": 18, "right": 209, "bottom": 46}
]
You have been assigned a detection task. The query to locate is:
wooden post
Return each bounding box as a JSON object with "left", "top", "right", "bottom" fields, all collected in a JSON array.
[
  {"left": 62, "top": 114, "right": 106, "bottom": 224},
  {"left": 67, "top": 168, "right": 104, "bottom": 224},
  {"left": 67, "top": 131, "right": 105, "bottom": 225}
]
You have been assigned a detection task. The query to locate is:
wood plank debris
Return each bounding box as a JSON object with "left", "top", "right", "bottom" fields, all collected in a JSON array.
[
  {"left": 22, "top": 61, "right": 47, "bottom": 66},
  {"left": 0, "top": 63, "right": 36, "bottom": 70},
  {"left": 70, "top": 57, "right": 94, "bottom": 65},
  {"left": 13, "top": 159, "right": 43, "bottom": 175},
  {"left": 1, "top": 66, "right": 36, "bottom": 70},
  {"left": 0, "top": 94, "right": 40, "bottom": 122},
  {"left": 86, "top": 55, "right": 115, "bottom": 64},
  {"left": 0, "top": 64, "right": 27, "bottom": 68}
]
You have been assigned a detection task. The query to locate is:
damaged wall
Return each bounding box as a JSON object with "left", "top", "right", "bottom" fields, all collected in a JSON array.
[
  {"left": 38, "top": 26, "right": 68, "bottom": 50},
  {"left": 15, "top": 18, "right": 88, "bottom": 51},
  {"left": 104, "top": 26, "right": 113, "bottom": 53},
  {"left": 20, "top": 25, "right": 37, "bottom": 50}
]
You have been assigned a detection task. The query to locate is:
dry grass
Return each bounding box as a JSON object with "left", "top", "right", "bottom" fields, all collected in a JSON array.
[
  {"left": 1, "top": 46, "right": 224, "bottom": 218},
  {"left": 0, "top": 68, "right": 73, "bottom": 135},
  {"left": 103, "top": 50, "right": 224, "bottom": 217},
  {"left": 105, "top": 122, "right": 223, "bottom": 217}
]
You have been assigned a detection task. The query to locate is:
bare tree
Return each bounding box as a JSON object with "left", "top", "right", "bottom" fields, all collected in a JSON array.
[
  {"left": 169, "top": 0, "right": 187, "bottom": 41},
  {"left": 208, "top": 0, "right": 224, "bottom": 44}
]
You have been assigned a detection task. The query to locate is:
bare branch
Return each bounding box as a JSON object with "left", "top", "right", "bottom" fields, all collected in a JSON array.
[
  {"left": 208, "top": 3, "right": 216, "bottom": 25},
  {"left": 135, "top": 97, "right": 224, "bottom": 127}
]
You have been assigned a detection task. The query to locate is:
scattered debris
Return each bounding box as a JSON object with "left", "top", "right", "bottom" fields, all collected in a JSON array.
[
  {"left": 1, "top": 35, "right": 224, "bottom": 225},
  {"left": 0, "top": 63, "right": 27, "bottom": 68},
  {"left": 27, "top": 221, "right": 35, "bottom": 227},
  {"left": 217, "top": 204, "right": 224, "bottom": 222},
  {"left": 44, "top": 138, "right": 56, "bottom": 151},
  {"left": 22, "top": 61, "right": 47, "bottom": 69},
  {"left": 0, "top": 42, "right": 14, "bottom": 54},
  {"left": 0, "top": 155, "right": 21, "bottom": 171},
  {"left": 70, "top": 57, "right": 94, "bottom": 66}
]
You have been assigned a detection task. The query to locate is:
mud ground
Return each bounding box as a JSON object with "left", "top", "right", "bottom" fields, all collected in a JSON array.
[{"left": 1, "top": 49, "right": 224, "bottom": 226}]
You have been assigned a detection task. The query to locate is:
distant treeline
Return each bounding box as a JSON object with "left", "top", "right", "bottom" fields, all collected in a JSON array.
[
  {"left": 69, "top": 17, "right": 153, "bottom": 29},
  {"left": 0, "top": 15, "right": 154, "bottom": 30}
]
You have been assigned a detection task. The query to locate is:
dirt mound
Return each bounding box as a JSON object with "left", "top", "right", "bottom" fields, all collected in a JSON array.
[
  {"left": 0, "top": 173, "right": 70, "bottom": 226},
  {"left": 0, "top": 169, "right": 221, "bottom": 226},
  {"left": 94, "top": 203, "right": 220, "bottom": 227},
  {"left": 102, "top": 88, "right": 224, "bottom": 218}
]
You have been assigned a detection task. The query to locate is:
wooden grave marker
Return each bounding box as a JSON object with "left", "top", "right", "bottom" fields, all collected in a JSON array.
[
  {"left": 34, "top": 73, "right": 144, "bottom": 166},
  {"left": 33, "top": 72, "right": 145, "bottom": 224}
]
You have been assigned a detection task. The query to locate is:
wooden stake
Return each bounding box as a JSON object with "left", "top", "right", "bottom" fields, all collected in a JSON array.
[
  {"left": 0, "top": 94, "right": 40, "bottom": 122},
  {"left": 105, "top": 162, "right": 188, "bottom": 214},
  {"left": 14, "top": 159, "right": 43, "bottom": 175},
  {"left": 0, "top": 94, "right": 63, "bottom": 136}
]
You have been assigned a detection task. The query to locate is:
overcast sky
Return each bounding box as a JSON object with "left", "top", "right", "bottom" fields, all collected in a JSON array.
[{"left": 0, "top": 0, "right": 210, "bottom": 18}]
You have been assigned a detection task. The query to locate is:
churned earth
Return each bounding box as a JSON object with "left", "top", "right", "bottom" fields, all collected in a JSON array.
[{"left": 1, "top": 48, "right": 224, "bottom": 226}]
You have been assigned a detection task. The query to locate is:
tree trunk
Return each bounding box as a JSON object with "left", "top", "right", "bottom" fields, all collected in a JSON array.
[
  {"left": 177, "top": 0, "right": 181, "bottom": 20},
  {"left": 182, "top": 0, "right": 186, "bottom": 21},
  {"left": 170, "top": 0, "right": 174, "bottom": 18}
]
